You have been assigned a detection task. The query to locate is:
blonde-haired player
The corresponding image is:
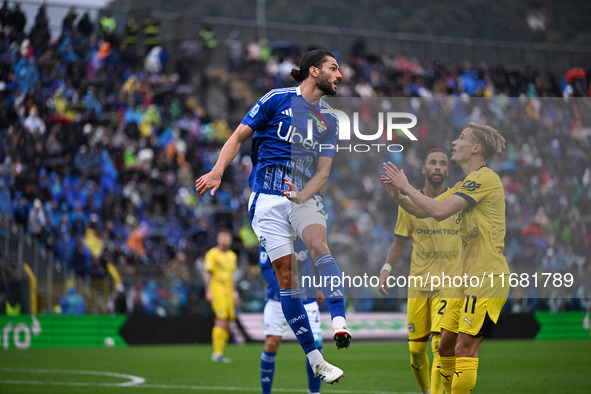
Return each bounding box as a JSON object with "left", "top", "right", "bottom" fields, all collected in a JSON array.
[
  {"left": 382, "top": 122, "right": 510, "bottom": 393},
  {"left": 204, "top": 228, "right": 238, "bottom": 363},
  {"left": 379, "top": 148, "right": 462, "bottom": 394}
]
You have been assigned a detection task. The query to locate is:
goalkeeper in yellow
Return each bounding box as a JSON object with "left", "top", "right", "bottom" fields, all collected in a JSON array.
[
  {"left": 204, "top": 229, "right": 238, "bottom": 363},
  {"left": 383, "top": 122, "right": 510, "bottom": 394},
  {"left": 379, "top": 148, "right": 462, "bottom": 394}
]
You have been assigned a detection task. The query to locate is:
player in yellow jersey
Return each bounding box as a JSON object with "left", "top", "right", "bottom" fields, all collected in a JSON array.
[
  {"left": 382, "top": 122, "right": 510, "bottom": 394},
  {"left": 204, "top": 229, "right": 239, "bottom": 363},
  {"left": 379, "top": 148, "right": 462, "bottom": 394}
]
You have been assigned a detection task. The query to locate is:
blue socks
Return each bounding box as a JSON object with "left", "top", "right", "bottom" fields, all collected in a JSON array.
[
  {"left": 261, "top": 346, "right": 322, "bottom": 394},
  {"left": 279, "top": 288, "right": 317, "bottom": 354},
  {"left": 260, "top": 350, "right": 276, "bottom": 394},
  {"left": 314, "top": 254, "right": 346, "bottom": 320}
]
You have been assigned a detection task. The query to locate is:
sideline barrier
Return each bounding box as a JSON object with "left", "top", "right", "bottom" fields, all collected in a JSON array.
[
  {"left": 1, "top": 312, "right": 587, "bottom": 349},
  {"left": 535, "top": 311, "right": 591, "bottom": 339},
  {"left": 0, "top": 314, "right": 216, "bottom": 349},
  {"left": 0, "top": 315, "right": 126, "bottom": 349}
]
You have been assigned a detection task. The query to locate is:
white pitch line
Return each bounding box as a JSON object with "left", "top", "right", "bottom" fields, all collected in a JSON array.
[
  {"left": 0, "top": 368, "right": 145, "bottom": 387},
  {"left": 136, "top": 384, "right": 415, "bottom": 393},
  {"left": 0, "top": 368, "right": 416, "bottom": 393},
  {"left": 0, "top": 380, "right": 414, "bottom": 394}
]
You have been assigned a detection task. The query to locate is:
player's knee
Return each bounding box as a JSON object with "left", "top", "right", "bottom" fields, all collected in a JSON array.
[
  {"left": 264, "top": 336, "right": 281, "bottom": 352},
  {"left": 274, "top": 263, "right": 293, "bottom": 287},
  {"left": 454, "top": 338, "right": 479, "bottom": 357},
  {"left": 409, "top": 340, "right": 428, "bottom": 358},
  {"left": 306, "top": 238, "right": 329, "bottom": 258},
  {"left": 216, "top": 318, "right": 231, "bottom": 330},
  {"left": 438, "top": 337, "right": 455, "bottom": 357},
  {"left": 277, "top": 273, "right": 293, "bottom": 289}
]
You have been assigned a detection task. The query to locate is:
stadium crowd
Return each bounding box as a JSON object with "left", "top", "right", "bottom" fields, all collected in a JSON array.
[{"left": 0, "top": 3, "right": 589, "bottom": 315}]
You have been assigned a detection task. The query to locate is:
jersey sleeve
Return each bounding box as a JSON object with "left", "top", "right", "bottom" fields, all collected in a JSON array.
[
  {"left": 241, "top": 93, "right": 275, "bottom": 130},
  {"left": 260, "top": 265, "right": 280, "bottom": 292},
  {"left": 393, "top": 206, "right": 411, "bottom": 239},
  {"left": 435, "top": 187, "right": 456, "bottom": 201},
  {"left": 454, "top": 170, "right": 497, "bottom": 205}
]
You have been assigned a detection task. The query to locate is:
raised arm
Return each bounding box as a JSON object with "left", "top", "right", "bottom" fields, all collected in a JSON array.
[
  {"left": 383, "top": 161, "right": 469, "bottom": 221},
  {"left": 382, "top": 175, "right": 429, "bottom": 218},
  {"left": 195, "top": 123, "right": 254, "bottom": 196}
]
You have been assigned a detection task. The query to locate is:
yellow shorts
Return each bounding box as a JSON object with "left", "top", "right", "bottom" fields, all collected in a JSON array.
[
  {"left": 439, "top": 297, "right": 464, "bottom": 334},
  {"left": 210, "top": 288, "right": 236, "bottom": 320},
  {"left": 406, "top": 290, "right": 450, "bottom": 340},
  {"left": 441, "top": 285, "right": 508, "bottom": 337}
]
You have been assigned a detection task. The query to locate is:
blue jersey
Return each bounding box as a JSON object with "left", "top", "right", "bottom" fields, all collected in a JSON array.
[
  {"left": 259, "top": 237, "right": 316, "bottom": 304},
  {"left": 241, "top": 87, "right": 338, "bottom": 195}
]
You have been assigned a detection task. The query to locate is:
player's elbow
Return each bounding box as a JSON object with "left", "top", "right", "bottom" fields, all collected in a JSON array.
[
  {"left": 413, "top": 211, "right": 429, "bottom": 219},
  {"left": 433, "top": 212, "right": 450, "bottom": 222},
  {"left": 318, "top": 169, "right": 330, "bottom": 183}
]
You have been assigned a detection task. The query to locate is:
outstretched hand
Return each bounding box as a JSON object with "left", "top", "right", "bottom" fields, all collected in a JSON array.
[
  {"left": 382, "top": 161, "right": 410, "bottom": 194},
  {"left": 195, "top": 171, "right": 222, "bottom": 196},
  {"left": 381, "top": 175, "right": 402, "bottom": 200},
  {"left": 281, "top": 178, "right": 301, "bottom": 203}
]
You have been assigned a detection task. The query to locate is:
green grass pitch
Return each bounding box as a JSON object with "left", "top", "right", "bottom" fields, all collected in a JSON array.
[{"left": 1, "top": 339, "right": 590, "bottom": 393}]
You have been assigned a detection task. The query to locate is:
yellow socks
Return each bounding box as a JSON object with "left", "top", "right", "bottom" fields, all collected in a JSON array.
[
  {"left": 439, "top": 356, "right": 455, "bottom": 393},
  {"left": 452, "top": 357, "right": 478, "bottom": 394},
  {"left": 409, "top": 340, "right": 430, "bottom": 393},
  {"left": 212, "top": 326, "right": 229, "bottom": 355},
  {"left": 430, "top": 335, "right": 444, "bottom": 394}
]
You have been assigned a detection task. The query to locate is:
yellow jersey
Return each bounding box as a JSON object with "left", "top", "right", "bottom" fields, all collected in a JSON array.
[
  {"left": 395, "top": 189, "right": 462, "bottom": 291},
  {"left": 446, "top": 166, "right": 510, "bottom": 278},
  {"left": 204, "top": 247, "right": 237, "bottom": 292}
]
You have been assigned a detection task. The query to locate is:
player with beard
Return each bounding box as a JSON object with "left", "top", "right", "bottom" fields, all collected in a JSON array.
[
  {"left": 379, "top": 149, "right": 462, "bottom": 394},
  {"left": 382, "top": 123, "right": 510, "bottom": 394},
  {"left": 196, "top": 49, "right": 349, "bottom": 384}
]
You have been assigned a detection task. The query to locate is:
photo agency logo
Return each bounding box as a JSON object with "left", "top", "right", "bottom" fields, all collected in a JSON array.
[
  {"left": 287, "top": 97, "right": 419, "bottom": 153},
  {"left": 311, "top": 108, "right": 418, "bottom": 153}
]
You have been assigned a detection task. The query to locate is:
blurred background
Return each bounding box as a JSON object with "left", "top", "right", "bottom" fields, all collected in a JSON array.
[{"left": 0, "top": 0, "right": 590, "bottom": 345}]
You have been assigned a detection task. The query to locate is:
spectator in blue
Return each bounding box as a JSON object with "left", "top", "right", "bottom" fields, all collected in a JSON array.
[
  {"left": 13, "top": 56, "right": 39, "bottom": 95},
  {"left": 58, "top": 37, "right": 79, "bottom": 65},
  {"left": 71, "top": 235, "right": 91, "bottom": 278},
  {"left": 54, "top": 227, "right": 75, "bottom": 268},
  {"left": 0, "top": 178, "right": 11, "bottom": 217},
  {"left": 83, "top": 87, "right": 102, "bottom": 115},
  {"left": 58, "top": 280, "right": 87, "bottom": 315},
  {"left": 141, "top": 279, "right": 166, "bottom": 316},
  {"left": 458, "top": 64, "right": 486, "bottom": 95},
  {"left": 12, "top": 191, "right": 29, "bottom": 226}
]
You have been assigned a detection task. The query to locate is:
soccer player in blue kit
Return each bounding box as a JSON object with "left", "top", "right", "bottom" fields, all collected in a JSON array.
[
  {"left": 196, "top": 49, "right": 350, "bottom": 384},
  {"left": 259, "top": 237, "right": 324, "bottom": 394}
]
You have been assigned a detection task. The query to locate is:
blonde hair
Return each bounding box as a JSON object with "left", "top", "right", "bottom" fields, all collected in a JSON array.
[{"left": 465, "top": 122, "right": 505, "bottom": 160}]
